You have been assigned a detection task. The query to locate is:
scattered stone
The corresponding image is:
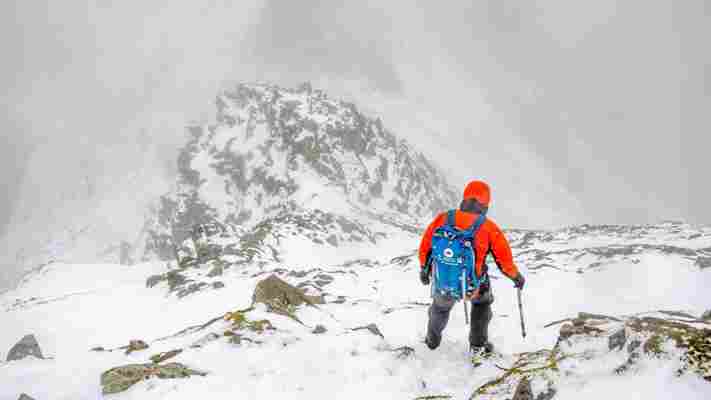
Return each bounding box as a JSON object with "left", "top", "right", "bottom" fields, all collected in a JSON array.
[
  {"left": 559, "top": 322, "right": 604, "bottom": 340},
  {"left": 252, "top": 275, "right": 324, "bottom": 318},
  {"left": 627, "top": 339, "right": 642, "bottom": 354},
  {"left": 207, "top": 264, "right": 223, "bottom": 278},
  {"left": 124, "top": 340, "right": 149, "bottom": 355},
  {"left": 145, "top": 274, "right": 164, "bottom": 288},
  {"left": 18, "top": 394, "right": 35, "bottom": 400},
  {"left": 100, "top": 362, "right": 206, "bottom": 394},
  {"left": 312, "top": 325, "right": 328, "bottom": 334},
  {"left": 608, "top": 328, "right": 627, "bottom": 351},
  {"left": 392, "top": 346, "right": 415, "bottom": 360},
  {"left": 511, "top": 376, "right": 533, "bottom": 400},
  {"left": 229, "top": 334, "right": 243, "bottom": 345},
  {"left": 313, "top": 273, "right": 334, "bottom": 287},
  {"left": 352, "top": 323, "right": 385, "bottom": 339},
  {"left": 150, "top": 349, "right": 183, "bottom": 364},
  {"left": 6, "top": 335, "right": 44, "bottom": 361},
  {"left": 177, "top": 282, "right": 207, "bottom": 298}
]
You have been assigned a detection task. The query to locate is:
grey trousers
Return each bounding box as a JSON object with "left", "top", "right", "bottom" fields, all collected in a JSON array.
[{"left": 425, "top": 291, "right": 493, "bottom": 350}]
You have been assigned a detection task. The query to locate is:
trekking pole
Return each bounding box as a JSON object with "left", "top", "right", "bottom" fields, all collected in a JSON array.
[
  {"left": 517, "top": 288, "right": 526, "bottom": 338},
  {"left": 462, "top": 270, "right": 469, "bottom": 325}
]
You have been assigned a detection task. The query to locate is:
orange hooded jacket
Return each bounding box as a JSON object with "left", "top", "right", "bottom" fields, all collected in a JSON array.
[{"left": 418, "top": 181, "right": 520, "bottom": 280}]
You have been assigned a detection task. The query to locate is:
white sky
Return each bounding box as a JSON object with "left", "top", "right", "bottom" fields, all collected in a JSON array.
[{"left": 0, "top": 0, "right": 709, "bottom": 248}]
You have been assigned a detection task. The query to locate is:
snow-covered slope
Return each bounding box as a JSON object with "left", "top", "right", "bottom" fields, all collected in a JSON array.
[
  {"left": 1, "top": 84, "right": 709, "bottom": 399},
  {"left": 1, "top": 221, "right": 710, "bottom": 400}
]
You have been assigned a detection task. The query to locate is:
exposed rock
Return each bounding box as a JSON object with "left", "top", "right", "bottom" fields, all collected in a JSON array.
[
  {"left": 352, "top": 323, "right": 385, "bottom": 339},
  {"left": 312, "top": 325, "right": 328, "bottom": 334},
  {"left": 229, "top": 334, "right": 243, "bottom": 345},
  {"left": 145, "top": 274, "right": 164, "bottom": 288},
  {"left": 18, "top": 394, "right": 35, "bottom": 400},
  {"left": 511, "top": 377, "right": 533, "bottom": 400},
  {"left": 90, "top": 346, "right": 105, "bottom": 352},
  {"left": 392, "top": 346, "right": 415, "bottom": 360},
  {"left": 559, "top": 323, "right": 604, "bottom": 340},
  {"left": 207, "top": 264, "right": 223, "bottom": 278},
  {"left": 212, "top": 281, "right": 225, "bottom": 289},
  {"left": 177, "top": 282, "right": 207, "bottom": 298},
  {"left": 702, "top": 310, "right": 711, "bottom": 321},
  {"left": 252, "top": 275, "right": 324, "bottom": 318},
  {"left": 224, "top": 310, "right": 275, "bottom": 333},
  {"left": 6, "top": 335, "right": 44, "bottom": 361},
  {"left": 150, "top": 349, "right": 183, "bottom": 364},
  {"left": 100, "top": 362, "right": 206, "bottom": 394},
  {"left": 608, "top": 328, "right": 627, "bottom": 351},
  {"left": 124, "top": 340, "right": 149, "bottom": 355}
]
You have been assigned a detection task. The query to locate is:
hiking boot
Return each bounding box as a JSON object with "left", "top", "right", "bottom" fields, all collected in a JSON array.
[
  {"left": 469, "top": 342, "right": 494, "bottom": 366},
  {"left": 424, "top": 334, "right": 439, "bottom": 350}
]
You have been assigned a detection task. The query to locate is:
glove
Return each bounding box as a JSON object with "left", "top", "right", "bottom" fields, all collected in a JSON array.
[
  {"left": 512, "top": 273, "right": 525, "bottom": 290},
  {"left": 419, "top": 265, "right": 431, "bottom": 285}
]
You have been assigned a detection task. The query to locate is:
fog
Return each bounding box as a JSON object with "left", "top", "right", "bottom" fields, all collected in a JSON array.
[{"left": 1, "top": 1, "right": 709, "bottom": 287}]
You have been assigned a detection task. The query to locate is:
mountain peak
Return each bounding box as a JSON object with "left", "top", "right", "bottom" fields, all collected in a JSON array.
[{"left": 143, "top": 82, "right": 457, "bottom": 266}]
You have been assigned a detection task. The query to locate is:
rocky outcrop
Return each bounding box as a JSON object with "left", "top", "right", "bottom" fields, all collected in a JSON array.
[
  {"left": 469, "top": 312, "right": 711, "bottom": 400},
  {"left": 18, "top": 394, "right": 35, "bottom": 400},
  {"left": 252, "top": 275, "right": 323, "bottom": 319},
  {"left": 123, "top": 340, "right": 149, "bottom": 355},
  {"left": 150, "top": 349, "right": 183, "bottom": 364},
  {"left": 352, "top": 323, "right": 385, "bottom": 339},
  {"left": 6, "top": 335, "right": 44, "bottom": 361},
  {"left": 100, "top": 362, "right": 206, "bottom": 395}
]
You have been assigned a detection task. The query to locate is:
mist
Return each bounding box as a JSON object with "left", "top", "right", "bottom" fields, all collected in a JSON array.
[{"left": 1, "top": 0, "right": 709, "bottom": 288}]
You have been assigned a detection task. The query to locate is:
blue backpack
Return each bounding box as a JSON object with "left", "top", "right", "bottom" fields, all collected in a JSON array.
[{"left": 430, "top": 210, "right": 486, "bottom": 300}]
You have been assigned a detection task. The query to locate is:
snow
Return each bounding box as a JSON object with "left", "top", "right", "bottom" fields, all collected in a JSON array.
[{"left": 1, "top": 226, "right": 710, "bottom": 400}]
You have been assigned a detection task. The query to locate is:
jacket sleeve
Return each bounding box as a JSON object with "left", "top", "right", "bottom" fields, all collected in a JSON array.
[
  {"left": 418, "top": 213, "right": 445, "bottom": 268},
  {"left": 488, "top": 222, "right": 520, "bottom": 279}
]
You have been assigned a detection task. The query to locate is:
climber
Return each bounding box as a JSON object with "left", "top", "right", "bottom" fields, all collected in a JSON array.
[{"left": 418, "top": 180, "right": 525, "bottom": 360}]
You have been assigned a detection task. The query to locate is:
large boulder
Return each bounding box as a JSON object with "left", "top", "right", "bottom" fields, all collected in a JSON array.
[
  {"left": 252, "top": 275, "right": 324, "bottom": 318},
  {"left": 100, "top": 362, "right": 206, "bottom": 394},
  {"left": 6, "top": 335, "right": 44, "bottom": 361}
]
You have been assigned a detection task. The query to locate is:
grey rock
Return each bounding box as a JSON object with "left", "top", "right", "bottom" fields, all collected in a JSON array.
[
  {"left": 101, "top": 362, "right": 206, "bottom": 394},
  {"left": 608, "top": 328, "right": 627, "bottom": 351},
  {"left": 207, "top": 264, "right": 223, "bottom": 278},
  {"left": 512, "top": 376, "right": 534, "bottom": 400},
  {"left": 627, "top": 339, "right": 642, "bottom": 354},
  {"left": 352, "top": 323, "right": 384, "bottom": 339},
  {"left": 145, "top": 274, "right": 164, "bottom": 288},
  {"left": 212, "top": 281, "right": 225, "bottom": 289},
  {"left": 312, "top": 325, "right": 327, "bottom": 334},
  {"left": 18, "top": 394, "right": 35, "bottom": 400},
  {"left": 392, "top": 346, "right": 415, "bottom": 360},
  {"left": 6, "top": 335, "right": 44, "bottom": 361},
  {"left": 702, "top": 310, "right": 711, "bottom": 321}
]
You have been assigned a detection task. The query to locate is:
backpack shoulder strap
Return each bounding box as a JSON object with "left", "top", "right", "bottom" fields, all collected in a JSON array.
[
  {"left": 446, "top": 209, "right": 456, "bottom": 227},
  {"left": 464, "top": 212, "right": 487, "bottom": 237}
]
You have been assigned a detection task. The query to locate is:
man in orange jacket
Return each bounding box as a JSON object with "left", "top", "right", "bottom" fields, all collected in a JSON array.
[{"left": 418, "top": 180, "right": 525, "bottom": 356}]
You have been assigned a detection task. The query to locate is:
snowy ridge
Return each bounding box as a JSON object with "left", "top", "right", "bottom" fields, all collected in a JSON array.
[{"left": 140, "top": 82, "right": 457, "bottom": 271}]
